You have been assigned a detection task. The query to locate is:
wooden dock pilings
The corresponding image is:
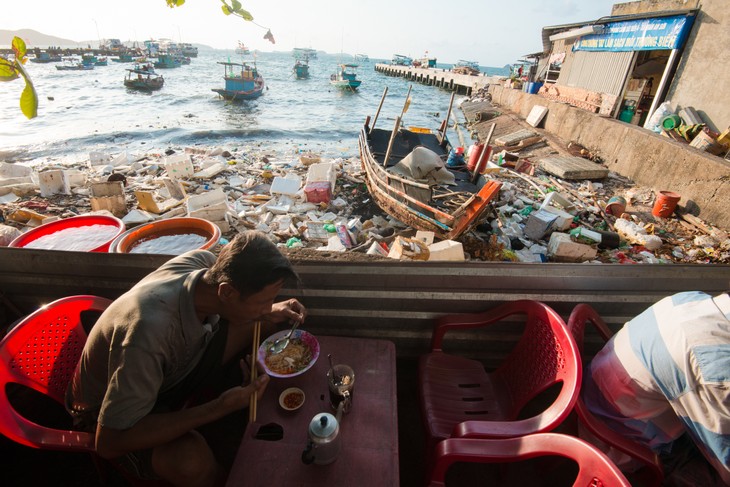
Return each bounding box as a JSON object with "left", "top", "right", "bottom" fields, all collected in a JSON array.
[{"left": 374, "top": 63, "right": 500, "bottom": 95}]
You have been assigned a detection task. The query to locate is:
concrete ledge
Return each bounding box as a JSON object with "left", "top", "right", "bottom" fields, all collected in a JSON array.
[{"left": 488, "top": 84, "right": 730, "bottom": 230}]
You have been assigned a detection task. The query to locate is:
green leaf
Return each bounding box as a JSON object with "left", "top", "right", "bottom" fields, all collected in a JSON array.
[
  {"left": 0, "top": 61, "right": 19, "bottom": 81},
  {"left": 231, "top": 0, "right": 241, "bottom": 11},
  {"left": 20, "top": 80, "right": 38, "bottom": 119},
  {"left": 12, "top": 36, "right": 27, "bottom": 60},
  {"left": 221, "top": 4, "right": 231, "bottom": 15},
  {"left": 237, "top": 8, "right": 253, "bottom": 21},
  {"left": 15, "top": 58, "right": 38, "bottom": 119}
]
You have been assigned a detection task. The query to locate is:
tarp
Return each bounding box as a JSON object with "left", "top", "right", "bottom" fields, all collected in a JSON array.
[{"left": 390, "top": 147, "right": 456, "bottom": 186}]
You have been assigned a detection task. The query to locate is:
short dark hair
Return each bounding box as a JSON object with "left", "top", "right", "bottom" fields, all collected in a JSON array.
[{"left": 203, "top": 231, "right": 298, "bottom": 297}]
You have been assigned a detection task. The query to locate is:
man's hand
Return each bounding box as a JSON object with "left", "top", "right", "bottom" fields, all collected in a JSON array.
[
  {"left": 219, "top": 374, "right": 270, "bottom": 414},
  {"left": 261, "top": 298, "right": 307, "bottom": 326}
]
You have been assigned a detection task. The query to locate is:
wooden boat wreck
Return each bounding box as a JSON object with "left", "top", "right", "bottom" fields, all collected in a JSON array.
[{"left": 358, "top": 88, "right": 502, "bottom": 240}]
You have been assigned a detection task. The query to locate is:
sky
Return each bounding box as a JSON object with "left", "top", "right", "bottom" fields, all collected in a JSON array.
[{"left": 3, "top": 0, "right": 619, "bottom": 66}]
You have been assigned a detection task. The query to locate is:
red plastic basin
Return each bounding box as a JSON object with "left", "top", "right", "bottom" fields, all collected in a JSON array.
[
  {"left": 8, "top": 215, "right": 125, "bottom": 252},
  {"left": 109, "top": 217, "right": 221, "bottom": 255}
]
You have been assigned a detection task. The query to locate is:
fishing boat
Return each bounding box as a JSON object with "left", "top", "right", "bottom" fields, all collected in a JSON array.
[
  {"left": 358, "top": 89, "right": 502, "bottom": 240},
  {"left": 124, "top": 65, "right": 164, "bottom": 91},
  {"left": 112, "top": 52, "right": 137, "bottom": 63},
  {"left": 235, "top": 41, "right": 251, "bottom": 56},
  {"left": 293, "top": 47, "right": 317, "bottom": 60},
  {"left": 180, "top": 43, "right": 198, "bottom": 58},
  {"left": 453, "top": 59, "right": 480, "bottom": 75},
  {"left": 293, "top": 57, "right": 310, "bottom": 79},
  {"left": 30, "top": 51, "right": 61, "bottom": 63},
  {"left": 211, "top": 61, "right": 265, "bottom": 101},
  {"left": 391, "top": 54, "right": 412, "bottom": 66},
  {"left": 413, "top": 51, "right": 437, "bottom": 68},
  {"left": 55, "top": 57, "right": 93, "bottom": 71},
  {"left": 154, "top": 53, "right": 182, "bottom": 69},
  {"left": 330, "top": 64, "right": 361, "bottom": 90}
]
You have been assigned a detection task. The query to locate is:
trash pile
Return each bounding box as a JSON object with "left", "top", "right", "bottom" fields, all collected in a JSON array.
[
  {"left": 0, "top": 137, "right": 728, "bottom": 264},
  {"left": 449, "top": 98, "right": 730, "bottom": 265},
  {"left": 0, "top": 145, "right": 443, "bottom": 261},
  {"left": 462, "top": 172, "right": 730, "bottom": 264}
]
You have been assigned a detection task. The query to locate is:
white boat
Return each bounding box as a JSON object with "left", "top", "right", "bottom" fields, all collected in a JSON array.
[{"left": 293, "top": 47, "right": 317, "bottom": 60}]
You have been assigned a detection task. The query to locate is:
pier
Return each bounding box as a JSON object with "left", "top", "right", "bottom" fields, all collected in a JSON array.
[{"left": 374, "top": 63, "right": 502, "bottom": 95}]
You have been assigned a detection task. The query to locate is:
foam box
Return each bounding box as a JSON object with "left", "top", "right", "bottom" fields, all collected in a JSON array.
[{"left": 304, "top": 181, "right": 332, "bottom": 204}]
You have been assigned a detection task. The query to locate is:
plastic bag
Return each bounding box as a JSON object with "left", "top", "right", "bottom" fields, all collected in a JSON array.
[{"left": 643, "top": 101, "right": 673, "bottom": 133}]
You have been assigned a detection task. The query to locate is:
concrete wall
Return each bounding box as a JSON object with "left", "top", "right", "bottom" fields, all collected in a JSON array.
[
  {"left": 488, "top": 84, "right": 730, "bottom": 230},
  {"left": 665, "top": 0, "right": 730, "bottom": 132},
  {"left": 611, "top": 0, "right": 700, "bottom": 15}
]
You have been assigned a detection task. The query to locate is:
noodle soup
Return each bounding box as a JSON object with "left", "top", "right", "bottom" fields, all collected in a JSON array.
[{"left": 258, "top": 329, "right": 320, "bottom": 378}]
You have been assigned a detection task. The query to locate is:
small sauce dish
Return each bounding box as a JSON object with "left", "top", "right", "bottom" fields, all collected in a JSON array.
[{"left": 279, "top": 387, "right": 305, "bottom": 411}]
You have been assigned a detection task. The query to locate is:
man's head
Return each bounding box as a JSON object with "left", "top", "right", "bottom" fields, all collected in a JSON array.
[{"left": 203, "top": 232, "right": 298, "bottom": 320}]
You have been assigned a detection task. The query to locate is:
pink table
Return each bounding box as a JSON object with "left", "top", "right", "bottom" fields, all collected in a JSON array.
[{"left": 225, "top": 336, "right": 399, "bottom": 487}]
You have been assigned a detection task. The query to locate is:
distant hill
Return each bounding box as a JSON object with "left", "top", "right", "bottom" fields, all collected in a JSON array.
[{"left": 0, "top": 29, "right": 80, "bottom": 48}]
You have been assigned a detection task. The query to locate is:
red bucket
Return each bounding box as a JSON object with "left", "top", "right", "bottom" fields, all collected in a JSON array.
[
  {"left": 8, "top": 215, "right": 125, "bottom": 252},
  {"left": 651, "top": 191, "right": 681, "bottom": 218}
]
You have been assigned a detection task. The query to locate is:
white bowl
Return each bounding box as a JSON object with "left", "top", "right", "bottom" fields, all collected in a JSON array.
[{"left": 279, "top": 387, "right": 305, "bottom": 411}]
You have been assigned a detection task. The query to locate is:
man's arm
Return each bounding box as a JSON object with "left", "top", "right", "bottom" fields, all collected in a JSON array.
[{"left": 94, "top": 374, "right": 269, "bottom": 459}]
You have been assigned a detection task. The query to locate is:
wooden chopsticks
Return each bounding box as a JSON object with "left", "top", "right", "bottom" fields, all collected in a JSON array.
[{"left": 249, "top": 320, "right": 261, "bottom": 423}]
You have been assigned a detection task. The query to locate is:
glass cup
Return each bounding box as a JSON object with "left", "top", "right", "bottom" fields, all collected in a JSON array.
[{"left": 327, "top": 364, "right": 355, "bottom": 414}]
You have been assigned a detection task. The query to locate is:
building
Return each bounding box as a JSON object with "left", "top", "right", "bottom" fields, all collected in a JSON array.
[{"left": 536, "top": 0, "right": 728, "bottom": 133}]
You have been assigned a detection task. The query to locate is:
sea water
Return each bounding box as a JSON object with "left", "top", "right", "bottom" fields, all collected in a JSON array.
[
  {"left": 0, "top": 50, "right": 490, "bottom": 167},
  {"left": 129, "top": 233, "right": 208, "bottom": 254},
  {"left": 23, "top": 224, "right": 120, "bottom": 251}
]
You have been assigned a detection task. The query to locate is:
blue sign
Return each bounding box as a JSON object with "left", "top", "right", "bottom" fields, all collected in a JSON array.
[{"left": 573, "top": 15, "right": 695, "bottom": 52}]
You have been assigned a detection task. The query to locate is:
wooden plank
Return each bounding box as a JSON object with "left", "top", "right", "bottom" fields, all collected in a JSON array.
[
  {"left": 494, "top": 129, "right": 538, "bottom": 146},
  {"left": 539, "top": 155, "right": 609, "bottom": 180}
]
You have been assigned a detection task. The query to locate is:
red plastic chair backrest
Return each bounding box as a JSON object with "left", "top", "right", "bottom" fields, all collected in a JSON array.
[
  {"left": 448, "top": 300, "right": 582, "bottom": 439},
  {"left": 566, "top": 304, "right": 663, "bottom": 487},
  {"left": 0, "top": 295, "right": 112, "bottom": 451},
  {"left": 428, "top": 433, "right": 632, "bottom": 487}
]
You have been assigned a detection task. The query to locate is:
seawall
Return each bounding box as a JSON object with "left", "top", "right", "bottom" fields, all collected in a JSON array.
[{"left": 487, "top": 84, "right": 730, "bottom": 230}]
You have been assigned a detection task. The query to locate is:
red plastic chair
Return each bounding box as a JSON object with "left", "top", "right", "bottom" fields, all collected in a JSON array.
[
  {"left": 418, "top": 300, "right": 582, "bottom": 464},
  {"left": 0, "top": 295, "right": 172, "bottom": 486},
  {"left": 567, "top": 303, "right": 664, "bottom": 487},
  {"left": 0, "top": 295, "right": 112, "bottom": 451},
  {"left": 427, "top": 432, "right": 632, "bottom": 487}
]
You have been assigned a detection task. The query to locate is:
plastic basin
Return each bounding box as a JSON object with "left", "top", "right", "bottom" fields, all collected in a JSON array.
[
  {"left": 8, "top": 215, "right": 125, "bottom": 252},
  {"left": 109, "top": 217, "right": 221, "bottom": 255}
]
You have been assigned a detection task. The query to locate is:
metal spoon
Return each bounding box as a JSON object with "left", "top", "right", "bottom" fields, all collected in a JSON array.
[
  {"left": 269, "top": 319, "right": 301, "bottom": 354},
  {"left": 328, "top": 354, "right": 339, "bottom": 383}
]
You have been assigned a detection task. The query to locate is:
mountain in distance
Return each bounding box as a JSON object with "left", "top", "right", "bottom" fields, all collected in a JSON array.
[
  {"left": 0, "top": 29, "right": 80, "bottom": 47},
  {"left": 1, "top": 29, "right": 214, "bottom": 49}
]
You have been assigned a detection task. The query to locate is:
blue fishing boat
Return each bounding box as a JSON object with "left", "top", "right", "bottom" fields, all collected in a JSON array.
[
  {"left": 293, "top": 58, "right": 310, "bottom": 79},
  {"left": 30, "top": 51, "right": 61, "bottom": 63},
  {"left": 112, "top": 52, "right": 137, "bottom": 63},
  {"left": 391, "top": 54, "right": 412, "bottom": 66},
  {"left": 154, "top": 53, "right": 182, "bottom": 69},
  {"left": 330, "top": 64, "right": 361, "bottom": 90},
  {"left": 211, "top": 61, "right": 265, "bottom": 101}
]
